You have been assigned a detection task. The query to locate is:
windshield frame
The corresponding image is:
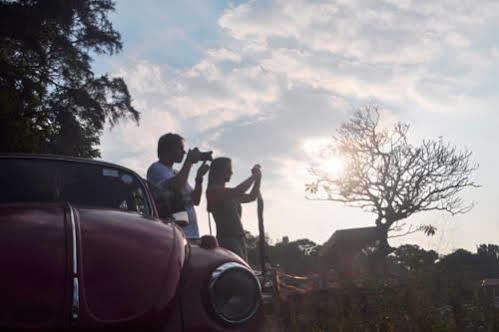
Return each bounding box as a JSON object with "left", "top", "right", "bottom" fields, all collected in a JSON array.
[{"left": 0, "top": 154, "right": 156, "bottom": 217}]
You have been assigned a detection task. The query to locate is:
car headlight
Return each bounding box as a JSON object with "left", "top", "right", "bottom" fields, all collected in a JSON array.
[{"left": 208, "top": 262, "right": 261, "bottom": 324}]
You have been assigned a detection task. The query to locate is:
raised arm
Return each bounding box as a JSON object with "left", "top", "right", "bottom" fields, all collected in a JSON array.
[
  {"left": 191, "top": 161, "right": 210, "bottom": 205},
  {"left": 164, "top": 149, "right": 200, "bottom": 192},
  {"left": 238, "top": 166, "right": 261, "bottom": 203},
  {"left": 207, "top": 174, "right": 256, "bottom": 202},
  {"left": 234, "top": 173, "right": 256, "bottom": 194},
  {"left": 207, "top": 165, "right": 261, "bottom": 203}
]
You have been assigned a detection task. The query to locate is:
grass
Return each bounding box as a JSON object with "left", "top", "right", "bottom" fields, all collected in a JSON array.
[{"left": 263, "top": 285, "right": 499, "bottom": 332}]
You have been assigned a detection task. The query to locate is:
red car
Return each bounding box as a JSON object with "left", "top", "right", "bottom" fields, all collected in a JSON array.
[{"left": 0, "top": 154, "right": 264, "bottom": 331}]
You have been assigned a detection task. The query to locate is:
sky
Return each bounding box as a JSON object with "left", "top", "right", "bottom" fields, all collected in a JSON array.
[{"left": 96, "top": 0, "right": 499, "bottom": 253}]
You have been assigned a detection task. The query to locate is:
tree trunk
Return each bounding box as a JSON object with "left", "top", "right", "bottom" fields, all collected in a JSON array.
[
  {"left": 368, "top": 225, "right": 395, "bottom": 283},
  {"left": 377, "top": 223, "right": 395, "bottom": 256}
]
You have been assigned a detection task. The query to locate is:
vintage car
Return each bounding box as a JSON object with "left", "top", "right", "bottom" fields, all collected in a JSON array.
[{"left": 0, "top": 154, "right": 263, "bottom": 331}]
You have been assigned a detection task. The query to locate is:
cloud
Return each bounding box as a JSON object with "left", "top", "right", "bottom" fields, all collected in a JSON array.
[{"left": 99, "top": 0, "right": 499, "bottom": 250}]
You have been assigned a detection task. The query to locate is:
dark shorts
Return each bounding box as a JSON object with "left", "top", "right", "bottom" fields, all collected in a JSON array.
[{"left": 217, "top": 235, "right": 248, "bottom": 262}]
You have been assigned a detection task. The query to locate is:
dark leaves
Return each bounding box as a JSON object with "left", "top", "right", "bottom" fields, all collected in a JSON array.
[{"left": 0, "top": 0, "right": 138, "bottom": 158}]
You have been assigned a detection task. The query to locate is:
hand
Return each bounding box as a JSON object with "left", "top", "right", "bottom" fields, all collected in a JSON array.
[
  {"left": 186, "top": 148, "right": 201, "bottom": 163},
  {"left": 196, "top": 161, "right": 210, "bottom": 178},
  {"left": 251, "top": 164, "right": 262, "bottom": 179}
]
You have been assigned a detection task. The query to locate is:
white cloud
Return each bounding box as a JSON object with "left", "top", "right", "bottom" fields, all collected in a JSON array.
[
  {"left": 99, "top": 0, "right": 499, "bottom": 251},
  {"left": 206, "top": 48, "right": 242, "bottom": 63}
]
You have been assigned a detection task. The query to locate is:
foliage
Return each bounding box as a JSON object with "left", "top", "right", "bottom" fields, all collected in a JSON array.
[
  {"left": 476, "top": 244, "right": 499, "bottom": 278},
  {"left": 270, "top": 285, "right": 497, "bottom": 332},
  {"left": 246, "top": 232, "right": 320, "bottom": 275},
  {"left": 263, "top": 239, "right": 499, "bottom": 331},
  {"left": 0, "top": 0, "right": 139, "bottom": 158},
  {"left": 267, "top": 238, "right": 320, "bottom": 275},
  {"left": 393, "top": 244, "right": 438, "bottom": 272},
  {"left": 306, "top": 105, "right": 479, "bottom": 252}
]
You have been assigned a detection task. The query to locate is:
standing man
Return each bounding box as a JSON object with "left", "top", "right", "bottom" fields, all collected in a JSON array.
[{"left": 147, "top": 133, "right": 210, "bottom": 239}]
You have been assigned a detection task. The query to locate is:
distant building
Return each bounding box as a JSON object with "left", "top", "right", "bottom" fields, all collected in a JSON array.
[
  {"left": 482, "top": 278, "right": 499, "bottom": 309},
  {"left": 318, "top": 226, "right": 381, "bottom": 288}
]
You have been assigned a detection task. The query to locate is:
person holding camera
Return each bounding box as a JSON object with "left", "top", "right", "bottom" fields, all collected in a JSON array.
[
  {"left": 147, "top": 133, "right": 211, "bottom": 239},
  {"left": 206, "top": 158, "right": 262, "bottom": 261}
]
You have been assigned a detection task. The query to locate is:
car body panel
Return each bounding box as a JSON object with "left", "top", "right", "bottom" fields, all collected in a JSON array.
[
  {"left": 0, "top": 204, "right": 69, "bottom": 329},
  {"left": 74, "top": 207, "right": 185, "bottom": 329}
]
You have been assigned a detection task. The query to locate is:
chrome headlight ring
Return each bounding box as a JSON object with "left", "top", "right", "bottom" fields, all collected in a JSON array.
[{"left": 208, "top": 262, "right": 262, "bottom": 324}]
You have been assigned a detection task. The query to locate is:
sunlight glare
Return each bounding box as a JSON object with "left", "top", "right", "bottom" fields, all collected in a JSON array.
[
  {"left": 319, "top": 157, "right": 344, "bottom": 176},
  {"left": 302, "top": 137, "right": 345, "bottom": 177}
]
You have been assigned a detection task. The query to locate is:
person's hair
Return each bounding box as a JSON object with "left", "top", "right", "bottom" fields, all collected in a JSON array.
[
  {"left": 208, "top": 157, "right": 231, "bottom": 187},
  {"left": 157, "top": 133, "right": 183, "bottom": 159}
]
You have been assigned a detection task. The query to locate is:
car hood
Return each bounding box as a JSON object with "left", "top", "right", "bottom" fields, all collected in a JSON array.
[
  {"left": 0, "top": 204, "right": 186, "bottom": 329},
  {"left": 74, "top": 206, "right": 185, "bottom": 326}
]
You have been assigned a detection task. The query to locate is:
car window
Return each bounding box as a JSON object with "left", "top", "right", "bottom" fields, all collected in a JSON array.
[{"left": 0, "top": 158, "right": 151, "bottom": 216}]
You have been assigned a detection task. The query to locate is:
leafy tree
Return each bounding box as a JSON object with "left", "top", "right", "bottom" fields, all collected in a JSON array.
[
  {"left": 393, "top": 244, "right": 438, "bottom": 271},
  {"left": 0, "top": 0, "right": 139, "bottom": 158},
  {"left": 476, "top": 244, "right": 499, "bottom": 277},
  {"left": 267, "top": 238, "right": 320, "bottom": 275},
  {"left": 436, "top": 249, "right": 478, "bottom": 307},
  {"left": 477, "top": 244, "right": 499, "bottom": 260},
  {"left": 306, "top": 105, "right": 478, "bottom": 254},
  {"left": 245, "top": 232, "right": 320, "bottom": 275}
]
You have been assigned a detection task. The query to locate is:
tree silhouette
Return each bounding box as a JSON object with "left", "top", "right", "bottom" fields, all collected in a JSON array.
[
  {"left": 306, "top": 105, "right": 479, "bottom": 254},
  {"left": 393, "top": 244, "right": 438, "bottom": 272},
  {"left": 0, "top": 0, "right": 139, "bottom": 158},
  {"left": 476, "top": 244, "right": 499, "bottom": 277}
]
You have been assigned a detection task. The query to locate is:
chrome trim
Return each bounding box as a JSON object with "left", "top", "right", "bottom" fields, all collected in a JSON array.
[
  {"left": 69, "top": 206, "right": 77, "bottom": 275},
  {"left": 68, "top": 204, "right": 79, "bottom": 321},
  {"left": 208, "top": 262, "right": 261, "bottom": 324},
  {"left": 72, "top": 277, "right": 79, "bottom": 320}
]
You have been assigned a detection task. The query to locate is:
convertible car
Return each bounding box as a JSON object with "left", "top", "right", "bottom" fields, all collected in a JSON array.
[{"left": 0, "top": 154, "right": 263, "bottom": 331}]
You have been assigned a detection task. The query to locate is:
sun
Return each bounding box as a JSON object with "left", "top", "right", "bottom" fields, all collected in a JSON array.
[
  {"left": 302, "top": 138, "right": 345, "bottom": 177},
  {"left": 319, "top": 157, "right": 344, "bottom": 176}
]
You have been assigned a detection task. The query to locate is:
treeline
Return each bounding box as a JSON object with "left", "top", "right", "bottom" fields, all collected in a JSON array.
[
  {"left": 245, "top": 233, "right": 319, "bottom": 275},
  {"left": 252, "top": 237, "right": 499, "bottom": 330},
  {"left": 246, "top": 233, "right": 499, "bottom": 287},
  {"left": 247, "top": 233, "right": 498, "bottom": 275}
]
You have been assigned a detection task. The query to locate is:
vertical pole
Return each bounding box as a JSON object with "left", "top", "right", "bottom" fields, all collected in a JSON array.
[
  {"left": 208, "top": 212, "right": 212, "bottom": 235},
  {"left": 257, "top": 192, "right": 266, "bottom": 277}
]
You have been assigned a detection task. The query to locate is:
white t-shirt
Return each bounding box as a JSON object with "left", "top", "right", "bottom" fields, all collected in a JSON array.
[{"left": 146, "top": 161, "right": 199, "bottom": 239}]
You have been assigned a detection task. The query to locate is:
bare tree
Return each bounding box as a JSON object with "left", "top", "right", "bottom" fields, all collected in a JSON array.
[{"left": 306, "top": 105, "right": 479, "bottom": 254}]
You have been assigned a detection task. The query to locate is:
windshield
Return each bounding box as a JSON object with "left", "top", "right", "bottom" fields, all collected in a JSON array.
[{"left": 0, "top": 158, "right": 151, "bottom": 216}]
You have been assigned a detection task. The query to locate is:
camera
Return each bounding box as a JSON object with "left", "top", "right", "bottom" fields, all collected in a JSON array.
[{"left": 199, "top": 151, "right": 213, "bottom": 161}]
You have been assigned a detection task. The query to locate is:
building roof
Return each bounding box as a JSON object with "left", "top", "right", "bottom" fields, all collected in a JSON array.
[
  {"left": 482, "top": 279, "right": 499, "bottom": 287},
  {"left": 320, "top": 226, "right": 381, "bottom": 256}
]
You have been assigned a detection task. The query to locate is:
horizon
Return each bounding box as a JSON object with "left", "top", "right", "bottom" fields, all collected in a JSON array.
[{"left": 95, "top": 0, "right": 499, "bottom": 253}]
